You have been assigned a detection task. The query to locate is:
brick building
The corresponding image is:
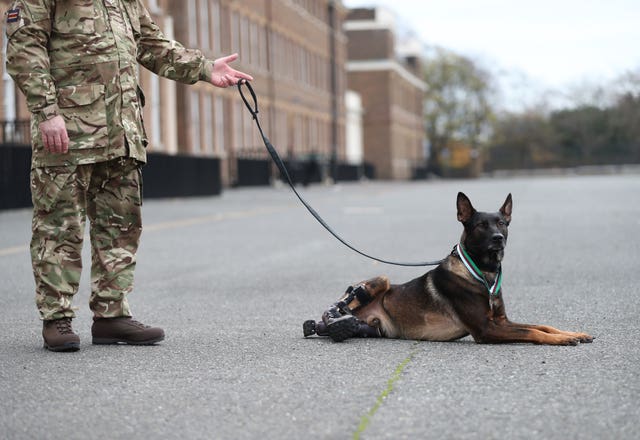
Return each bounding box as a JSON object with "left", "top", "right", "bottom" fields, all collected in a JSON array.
[
  {"left": 344, "top": 7, "right": 426, "bottom": 180},
  {"left": 0, "top": 0, "right": 350, "bottom": 187}
]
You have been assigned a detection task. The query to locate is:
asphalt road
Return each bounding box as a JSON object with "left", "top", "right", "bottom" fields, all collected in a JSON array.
[{"left": 1, "top": 174, "right": 638, "bottom": 439}]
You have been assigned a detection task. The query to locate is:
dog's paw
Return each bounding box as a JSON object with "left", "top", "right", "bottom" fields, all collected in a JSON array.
[
  {"left": 551, "top": 334, "right": 580, "bottom": 346},
  {"left": 575, "top": 333, "right": 594, "bottom": 343}
]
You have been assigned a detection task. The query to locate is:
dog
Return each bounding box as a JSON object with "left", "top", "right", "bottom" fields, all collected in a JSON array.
[{"left": 303, "top": 192, "right": 593, "bottom": 345}]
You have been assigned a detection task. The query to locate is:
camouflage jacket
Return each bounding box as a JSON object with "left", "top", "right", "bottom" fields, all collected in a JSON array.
[{"left": 5, "top": 0, "right": 215, "bottom": 168}]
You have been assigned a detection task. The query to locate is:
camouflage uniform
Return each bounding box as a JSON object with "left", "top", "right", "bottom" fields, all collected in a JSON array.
[{"left": 5, "top": 0, "right": 215, "bottom": 319}]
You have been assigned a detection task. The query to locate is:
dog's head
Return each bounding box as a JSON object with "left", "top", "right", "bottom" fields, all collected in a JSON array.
[{"left": 456, "top": 192, "right": 512, "bottom": 271}]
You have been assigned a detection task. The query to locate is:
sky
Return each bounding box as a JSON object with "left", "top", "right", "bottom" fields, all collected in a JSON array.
[{"left": 342, "top": 0, "right": 640, "bottom": 110}]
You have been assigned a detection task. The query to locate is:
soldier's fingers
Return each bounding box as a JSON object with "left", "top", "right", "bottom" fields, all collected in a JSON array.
[
  {"left": 218, "top": 53, "right": 239, "bottom": 64},
  {"left": 43, "top": 134, "right": 54, "bottom": 153},
  {"left": 50, "top": 133, "right": 63, "bottom": 154},
  {"left": 232, "top": 69, "right": 253, "bottom": 82},
  {"left": 60, "top": 130, "right": 70, "bottom": 154},
  {"left": 42, "top": 135, "right": 49, "bottom": 152}
]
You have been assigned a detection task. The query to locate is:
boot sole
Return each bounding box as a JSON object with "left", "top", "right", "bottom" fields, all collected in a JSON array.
[
  {"left": 43, "top": 342, "right": 80, "bottom": 352},
  {"left": 92, "top": 335, "right": 164, "bottom": 345},
  {"left": 327, "top": 315, "right": 359, "bottom": 342}
]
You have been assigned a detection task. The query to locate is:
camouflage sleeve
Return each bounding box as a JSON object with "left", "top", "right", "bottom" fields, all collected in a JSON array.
[
  {"left": 135, "top": 0, "right": 213, "bottom": 85},
  {"left": 5, "top": 0, "right": 58, "bottom": 122}
]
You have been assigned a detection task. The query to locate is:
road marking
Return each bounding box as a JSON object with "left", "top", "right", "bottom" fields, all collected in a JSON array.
[
  {"left": 353, "top": 342, "right": 418, "bottom": 439},
  {"left": 0, "top": 205, "right": 293, "bottom": 257},
  {"left": 143, "top": 206, "right": 289, "bottom": 232},
  {"left": 0, "top": 245, "right": 28, "bottom": 257}
]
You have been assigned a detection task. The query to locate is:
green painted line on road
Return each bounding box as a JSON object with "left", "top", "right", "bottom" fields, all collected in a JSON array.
[{"left": 353, "top": 342, "right": 419, "bottom": 440}]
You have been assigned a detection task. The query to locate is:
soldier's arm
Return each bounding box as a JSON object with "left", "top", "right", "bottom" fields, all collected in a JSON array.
[
  {"left": 6, "top": 1, "right": 67, "bottom": 153},
  {"left": 135, "top": 0, "right": 214, "bottom": 85},
  {"left": 5, "top": 0, "right": 59, "bottom": 123}
]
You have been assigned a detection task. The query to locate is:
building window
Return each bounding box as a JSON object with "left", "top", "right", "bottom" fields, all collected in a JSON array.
[
  {"left": 259, "top": 24, "right": 268, "bottom": 71},
  {"left": 276, "top": 109, "right": 288, "bottom": 154},
  {"left": 191, "top": 91, "right": 201, "bottom": 154},
  {"left": 231, "top": 12, "right": 240, "bottom": 53},
  {"left": 150, "top": 73, "right": 161, "bottom": 147},
  {"left": 233, "top": 100, "right": 243, "bottom": 151},
  {"left": 243, "top": 101, "right": 253, "bottom": 149},
  {"left": 240, "top": 16, "right": 249, "bottom": 60},
  {"left": 215, "top": 95, "right": 225, "bottom": 154},
  {"left": 188, "top": 0, "right": 198, "bottom": 47},
  {"left": 212, "top": 1, "right": 221, "bottom": 54},
  {"left": 202, "top": 93, "right": 213, "bottom": 154},
  {"left": 199, "top": 0, "right": 211, "bottom": 51}
]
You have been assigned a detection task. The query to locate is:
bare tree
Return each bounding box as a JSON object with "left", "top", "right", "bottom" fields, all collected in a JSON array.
[{"left": 422, "top": 48, "right": 495, "bottom": 175}]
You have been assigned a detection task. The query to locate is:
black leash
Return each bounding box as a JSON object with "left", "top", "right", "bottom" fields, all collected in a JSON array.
[{"left": 237, "top": 80, "right": 442, "bottom": 267}]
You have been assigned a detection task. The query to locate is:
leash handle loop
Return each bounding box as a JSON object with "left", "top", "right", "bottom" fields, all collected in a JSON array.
[
  {"left": 236, "top": 81, "right": 442, "bottom": 268},
  {"left": 237, "top": 79, "right": 258, "bottom": 118}
]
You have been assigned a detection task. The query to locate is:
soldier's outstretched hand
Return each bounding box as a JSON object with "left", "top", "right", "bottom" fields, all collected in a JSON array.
[{"left": 210, "top": 53, "right": 253, "bottom": 88}]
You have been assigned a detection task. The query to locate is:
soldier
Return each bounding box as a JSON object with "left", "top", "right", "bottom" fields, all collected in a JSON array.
[{"left": 5, "top": 1, "right": 253, "bottom": 351}]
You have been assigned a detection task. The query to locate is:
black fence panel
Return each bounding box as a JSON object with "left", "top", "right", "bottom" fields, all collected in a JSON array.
[
  {"left": 236, "top": 158, "right": 271, "bottom": 186},
  {"left": 1, "top": 147, "right": 222, "bottom": 210},
  {"left": 363, "top": 162, "right": 375, "bottom": 180},
  {"left": 336, "top": 164, "right": 363, "bottom": 181},
  {"left": 143, "top": 153, "right": 222, "bottom": 199},
  {"left": 0, "top": 145, "right": 31, "bottom": 210},
  {"left": 412, "top": 166, "right": 429, "bottom": 180}
]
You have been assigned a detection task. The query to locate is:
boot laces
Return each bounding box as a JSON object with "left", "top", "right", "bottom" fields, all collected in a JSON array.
[
  {"left": 129, "top": 319, "right": 150, "bottom": 329},
  {"left": 55, "top": 318, "right": 74, "bottom": 335}
]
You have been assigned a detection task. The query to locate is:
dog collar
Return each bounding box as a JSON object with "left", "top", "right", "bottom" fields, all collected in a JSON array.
[{"left": 456, "top": 243, "right": 502, "bottom": 298}]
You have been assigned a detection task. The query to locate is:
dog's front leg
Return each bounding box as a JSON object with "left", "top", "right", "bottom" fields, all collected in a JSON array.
[
  {"left": 471, "top": 321, "right": 586, "bottom": 345},
  {"left": 498, "top": 320, "right": 593, "bottom": 343},
  {"left": 463, "top": 298, "right": 593, "bottom": 345}
]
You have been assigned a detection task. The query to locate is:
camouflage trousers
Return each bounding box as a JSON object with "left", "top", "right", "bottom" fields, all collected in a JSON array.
[{"left": 30, "top": 158, "right": 143, "bottom": 320}]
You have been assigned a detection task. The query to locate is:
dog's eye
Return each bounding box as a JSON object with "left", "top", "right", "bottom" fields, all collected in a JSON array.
[{"left": 497, "top": 220, "right": 505, "bottom": 226}]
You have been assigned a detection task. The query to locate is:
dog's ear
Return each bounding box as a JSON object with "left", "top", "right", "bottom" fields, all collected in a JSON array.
[
  {"left": 500, "top": 193, "right": 513, "bottom": 224},
  {"left": 457, "top": 192, "right": 476, "bottom": 223}
]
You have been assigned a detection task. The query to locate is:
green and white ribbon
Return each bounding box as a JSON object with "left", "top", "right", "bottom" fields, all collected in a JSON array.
[{"left": 456, "top": 243, "right": 502, "bottom": 297}]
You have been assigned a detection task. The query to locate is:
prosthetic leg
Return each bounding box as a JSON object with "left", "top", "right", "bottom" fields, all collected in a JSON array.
[{"left": 303, "top": 276, "right": 389, "bottom": 342}]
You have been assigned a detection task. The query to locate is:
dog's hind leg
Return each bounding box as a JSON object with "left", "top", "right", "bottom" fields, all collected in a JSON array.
[
  {"left": 303, "top": 277, "right": 389, "bottom": 341},
  {"left": 303, "top": 319, "right": 380, "bottom": 339}
]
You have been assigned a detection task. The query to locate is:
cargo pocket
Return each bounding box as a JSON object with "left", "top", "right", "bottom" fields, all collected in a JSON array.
[
  {"left": 57, "top": 84, "right": 109, "bottom": 150},
  {"left": 53, "top": 0, "right": 96, "bottom": 34},
  {"left": 30, "top": 166, "right": 78, "bottom": 212}
]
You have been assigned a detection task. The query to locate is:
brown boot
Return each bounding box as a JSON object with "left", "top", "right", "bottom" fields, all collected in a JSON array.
[
  {"left": 42, "top": 318, "right": 80, "bottom": 352},
  {"left": 92, "top": 317, "right": 164, "bottom": 345}
]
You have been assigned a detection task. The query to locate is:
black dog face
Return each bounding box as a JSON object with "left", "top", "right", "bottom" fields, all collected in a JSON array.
[{"left": 456, "top": 192, "right": 513, "bottom": 271}]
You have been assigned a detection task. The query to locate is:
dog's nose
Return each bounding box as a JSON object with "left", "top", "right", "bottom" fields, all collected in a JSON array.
[{"left": 492, "top": 233, "right": 504, "bottom": 243}]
